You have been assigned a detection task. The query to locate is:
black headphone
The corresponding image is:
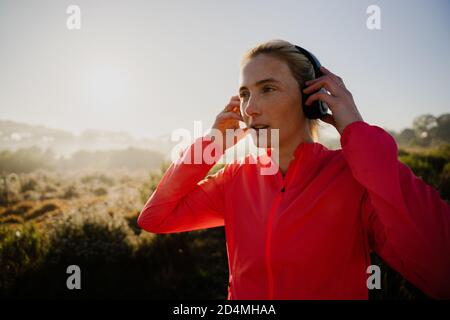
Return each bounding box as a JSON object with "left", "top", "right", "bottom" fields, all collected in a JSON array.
[{"left": 294, "top": 45, "right": 329, "bottom": 119}]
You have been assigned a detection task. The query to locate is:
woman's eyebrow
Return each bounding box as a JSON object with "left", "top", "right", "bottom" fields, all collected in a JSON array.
[{"left": 239, "top": 78, "right": 281, "bottom": 92}]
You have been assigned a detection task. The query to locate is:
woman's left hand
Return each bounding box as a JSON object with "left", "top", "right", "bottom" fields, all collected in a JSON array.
[{"left": 303, "top": 66, "right": 364, "bottom": 135}]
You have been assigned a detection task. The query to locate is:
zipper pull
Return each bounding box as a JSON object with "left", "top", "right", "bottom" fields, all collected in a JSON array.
[{"left": 280, "top": 186, "right": 285, "bottom": 193}]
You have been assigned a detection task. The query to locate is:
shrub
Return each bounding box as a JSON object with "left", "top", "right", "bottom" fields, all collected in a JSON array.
[
  {"left": 0, "top": 223, "right": 48, "bottom": 292},
  {"left": 92, "top": 187, "right": 108, "bottom": 196},
  {"left": 399, "top": 145, "right": 450, "bottom": 189},
  {"left": 5, "top": 209, "right": 137, "bottom": 298},
  {"left": 47, "top": 210, "right": 135, "bottom": 265},
  {"left": 81, "top": 174, "right": 115, "bottom": 187},
  {"left": 62, "top": 184, "right": 80, "bottom": 199},
  {"left": 0, "top": 173, "right": 21, "bottom": 206},
  {"left": 26, "top": 203, "right": 60, "bottom": 221}
]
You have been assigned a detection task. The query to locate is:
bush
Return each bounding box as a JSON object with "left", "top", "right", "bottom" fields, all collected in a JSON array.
[
  {"left": 62, "top": 183, "right": 80, "bottom": 199},
  {"left": 92, "top": 187, "right": 108, "bottom": 196},
  {"left": 0, "top": 173, "right": 21, "bottom": 206},
  {"left": 133, "top": 227, "right": 228, "bottom": 299},
  {"left": 26, "top": 203, "right": 60, "bottom": 220},
  {"left": 399, "top": 144, "right": 450, "bottom": 194},
  {"left": 47, "top": 210, "right": 135, "bottom": 265},
  {"left": 81, "top": 174, "right": 115, "bottom": 187},
  {"left": 3, "top": 209, "right": 137, "bottom": 298},
  {"left": 0, "top": 223, "right": 48, "bottom": 292},
  {"left": 20, "top": 176, "right": 39, "bottom": 192}
]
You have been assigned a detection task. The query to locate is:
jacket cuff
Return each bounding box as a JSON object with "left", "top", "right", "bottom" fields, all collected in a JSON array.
[
  {"left": 177, "top": 135, "right": 224, "bottom": 165},
  {"left": 340, "top": 121, "right": 371, "bottom": 147}
]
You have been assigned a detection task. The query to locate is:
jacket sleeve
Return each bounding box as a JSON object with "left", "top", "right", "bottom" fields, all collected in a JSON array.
[
  {"left": 137, "top": 135, "right": 230, "bottom": 234},
  {"left": 340, "top": 121, "right": 450, "bottom": 299}
]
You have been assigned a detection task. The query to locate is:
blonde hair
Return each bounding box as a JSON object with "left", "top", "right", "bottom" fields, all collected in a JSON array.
[{"left": 240, "top": 39, "right": 320, "bottom": 142}]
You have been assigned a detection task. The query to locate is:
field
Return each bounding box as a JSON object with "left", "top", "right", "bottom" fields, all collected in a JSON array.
[{"left": 0, "top": 144, "right": 449, "bottom": 299}]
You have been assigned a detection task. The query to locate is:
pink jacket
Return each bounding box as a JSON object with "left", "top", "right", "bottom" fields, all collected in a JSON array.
[{"left": 137, "top": 121, "right": 450, "bottom": 299}]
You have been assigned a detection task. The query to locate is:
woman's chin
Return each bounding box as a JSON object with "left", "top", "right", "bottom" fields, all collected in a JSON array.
[{"left": 249, "top": 128, "right": 279, "bottom": 149}]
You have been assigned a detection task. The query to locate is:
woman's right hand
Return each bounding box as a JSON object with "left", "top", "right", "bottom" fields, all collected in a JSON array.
[{"left": 208, "top": 95, "right": 248, "bottom": 151}]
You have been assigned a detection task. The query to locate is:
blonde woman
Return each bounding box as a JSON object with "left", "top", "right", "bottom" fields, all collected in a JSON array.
[{"left": 138, "top": 39, "right": 450, "bottom": 300}]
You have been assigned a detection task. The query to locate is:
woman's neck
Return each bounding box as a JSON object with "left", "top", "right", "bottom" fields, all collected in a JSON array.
[{"left": 276, "top": 131, "right": 314, "bottom": 176}]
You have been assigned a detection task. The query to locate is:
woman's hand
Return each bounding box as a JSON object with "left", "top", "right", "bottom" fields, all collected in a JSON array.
[
  {"left": 208, "top": 95, "right": 248, "bottom": 151},
  {"left": 302, "top": 66, "right": 364, "bottom": 135}
]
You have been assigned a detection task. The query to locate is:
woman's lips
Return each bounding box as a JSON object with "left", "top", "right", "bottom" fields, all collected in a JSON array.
[{"left": 251, "top": 124, "right": 270, "bottom": 131}]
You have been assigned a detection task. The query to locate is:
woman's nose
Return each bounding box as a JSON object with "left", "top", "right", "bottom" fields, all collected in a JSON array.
[{"left": 243, "top": 96, "right": 261, "bottom": 117}]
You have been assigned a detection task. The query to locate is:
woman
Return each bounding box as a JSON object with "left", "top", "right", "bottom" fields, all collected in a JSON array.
[{"left": 137, "top": 39, "right": 450, "bottom": 299}]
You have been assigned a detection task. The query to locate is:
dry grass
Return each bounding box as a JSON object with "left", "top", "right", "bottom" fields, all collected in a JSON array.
[{"left": 0, "top": 168, "right": 162, "bottom": 228}]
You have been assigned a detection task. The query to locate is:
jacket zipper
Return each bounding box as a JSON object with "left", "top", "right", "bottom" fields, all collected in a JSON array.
[
  {"left": 264, "top": 153, "right": 300, "bottom": 299},
  {"left": 265, "top": 184, "right": 285, "bottom": 299}
]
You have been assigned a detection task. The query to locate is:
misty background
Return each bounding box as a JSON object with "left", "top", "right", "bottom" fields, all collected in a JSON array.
[
  {"left": 1, "top": 0, "right": 450, "bottom": 300},
  {"left": 0, "top": 0, "right": 449, "bottom": 163}
]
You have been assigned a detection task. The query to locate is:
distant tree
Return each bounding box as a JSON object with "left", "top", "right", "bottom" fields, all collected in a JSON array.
[
  {"left": 0, "top": 147, "right": 54, "bottom": 173},
  {"left": 434, "top": 114, "right": 450, "bottom": 144},
  {"left": 397, "top": 128, "right": 416, "bottom": 146},
  {"left": 412, "top": 114, "right": 438, "bottom": 146}
]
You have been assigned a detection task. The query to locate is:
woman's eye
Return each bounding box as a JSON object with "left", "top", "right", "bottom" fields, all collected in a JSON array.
[{"left": 239, "top": 88, "right": 273, "bottom": 99}]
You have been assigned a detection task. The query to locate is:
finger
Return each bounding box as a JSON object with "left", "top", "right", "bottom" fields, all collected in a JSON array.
[
  {"left": 223, "top": 100, "right": 241, "bottom": 112},
  {"left": 303, "top": 77, "right": 340, "bottom": 96},
  {"left": 320, "top": 66, "right": 339, "bottom": 79},
  {"left": 219, "top": 111, "right": 244, "bottom": 122},
  {"left": 304, "top": 91, "right": 337, "bottom": 107},
  {"left": 319, "top": 66, "right": 331, "bottom": 75},
  {"left": 230, "top": 95, "right": 241, "bottom": 104},
  {"left": 304, "top": 74, "right": 332, "bottom": 87},
  {"left": 320, "top": 66, "right": 346, "bottom": 88},
  {"left": 307, "top": 67, "right": 345, "bottom": 88}
]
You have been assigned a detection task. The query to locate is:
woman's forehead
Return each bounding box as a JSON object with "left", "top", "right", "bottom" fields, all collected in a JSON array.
[{"left": 239, "top": 55, "right": 292, "bottom": 88}]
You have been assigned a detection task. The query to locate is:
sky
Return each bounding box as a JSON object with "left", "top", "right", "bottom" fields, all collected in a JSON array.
[{"left": 0, "top": 0, "right": 449, "bottom": 140}]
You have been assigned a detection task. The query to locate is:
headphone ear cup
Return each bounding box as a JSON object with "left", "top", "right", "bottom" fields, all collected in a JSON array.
[
  {"left": 301, "top": 88, "right": 329, "bottom": 119},
  {"left": 294, "top": 45, "right": 330, "bottom": 120}
]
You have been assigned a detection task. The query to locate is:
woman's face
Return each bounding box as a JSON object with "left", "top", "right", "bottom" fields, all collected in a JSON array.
[{"left": 239, "top": 54, "right": 308, "bottom": 148}]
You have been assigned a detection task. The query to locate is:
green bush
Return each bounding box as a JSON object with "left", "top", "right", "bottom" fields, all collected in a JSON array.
[
  {"left": 47, "top": 210, "right": 135, "bottom": 265},
  {"left": 1, "top": 210, "right": 229, "bottom": 299},
  {"left": 0, "top": 223, "right": 48, "bottom": 292},
  {"left": 399, "top": 144, "right": 450, "bottom": 199},
  {"left": 133, "top": 228, "right": 228, "bottom": 299}
]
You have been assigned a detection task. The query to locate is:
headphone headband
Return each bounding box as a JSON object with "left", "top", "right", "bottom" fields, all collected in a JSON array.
[
  {"left": 293, "top": 45, "right": 323, "bottom": 80},
  {"left": 293, "top": 45, "right": 329, "bottom": 119}
]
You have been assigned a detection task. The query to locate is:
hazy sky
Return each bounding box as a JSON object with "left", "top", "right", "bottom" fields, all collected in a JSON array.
[{"left": 0, "top": 0, "right": 449, "bottom": 140}]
